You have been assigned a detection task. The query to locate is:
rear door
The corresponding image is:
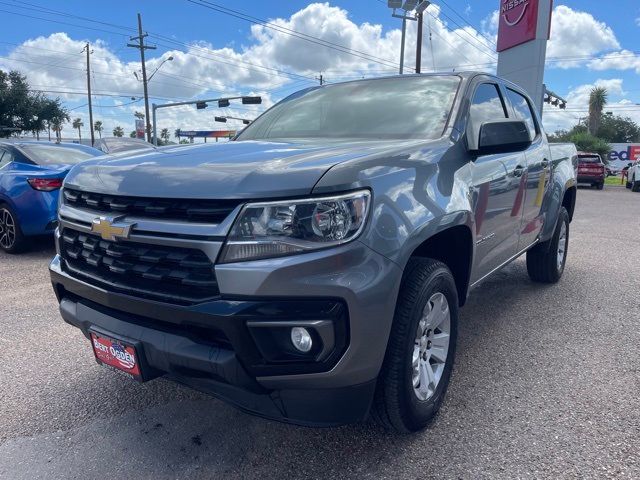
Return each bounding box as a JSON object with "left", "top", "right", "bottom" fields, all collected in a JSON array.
[
  {"left": 503, "top": 87, "right": 551, "bottom": 250},
  {"left": 467, "top": 82, "right": 526, "bottom": 283}
]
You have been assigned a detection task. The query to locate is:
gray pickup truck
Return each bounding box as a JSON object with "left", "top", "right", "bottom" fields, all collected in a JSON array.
[{"left": 49, "top": 73, "right": 577, "bottom": 433}]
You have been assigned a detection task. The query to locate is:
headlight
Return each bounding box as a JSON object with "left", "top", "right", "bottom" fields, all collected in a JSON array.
[{"left": 220, "top": 190, "right": 371, "bottom": 263}]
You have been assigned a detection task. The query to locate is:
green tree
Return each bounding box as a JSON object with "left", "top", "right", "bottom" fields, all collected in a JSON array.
[
  {"left": 72, "top": 117, "right": 83, "bottom": 141},
  {"left": 0, "top": 69, "right": 67, "bottom": 138},
  {"left": 588, "top": 87, "right": 608, "bottom": 136},
  {"left": 564, "top": 131, "right": 611, "bottom": 159},
  {"left": 112, "top": 126, "right": 124, "bottom": 137},
  {"left": 134, "top": 111, "right": 145, "bottom": 120},
  {"left": 129, "top": 130, "right": 136, "bottom": 138},
  {"left": 596, "top": 114, "right": 640, "bottom": 143},
  {"left": 94, "top": 120, "right": 103, "bottom": 139}
]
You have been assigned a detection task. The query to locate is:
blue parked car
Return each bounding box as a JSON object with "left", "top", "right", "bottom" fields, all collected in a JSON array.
[{"left": 0, "top": 141, "right": 103, "bottom": 253}]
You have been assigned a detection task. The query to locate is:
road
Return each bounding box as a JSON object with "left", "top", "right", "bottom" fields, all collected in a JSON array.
[{"left": 1, "top": 187, "right": 639, "bottom": 479}]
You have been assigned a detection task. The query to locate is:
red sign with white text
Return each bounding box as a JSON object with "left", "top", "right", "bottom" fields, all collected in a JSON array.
[{"left": 497, "top": 0, "right": 541, "bottom": 52}]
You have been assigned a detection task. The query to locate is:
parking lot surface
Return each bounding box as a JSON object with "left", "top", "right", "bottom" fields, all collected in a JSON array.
[{"left": 1, "top": 187, "right": 639, "bottom": 479}]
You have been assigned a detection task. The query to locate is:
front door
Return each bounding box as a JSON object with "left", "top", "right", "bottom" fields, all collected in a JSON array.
[{"left": 467, "top": 83, "right": 526, "bottom": 283}]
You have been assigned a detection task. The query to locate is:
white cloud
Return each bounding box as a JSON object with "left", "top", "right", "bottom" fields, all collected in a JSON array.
[
  {"left": 587, "top": 49, "right": 640, "bottom": 74},
  {"left": 0, "top": 2, "right": 632, "bottom": 139},
  {"left": 547, "top": 6, "right": 620, "bottom": 68}
]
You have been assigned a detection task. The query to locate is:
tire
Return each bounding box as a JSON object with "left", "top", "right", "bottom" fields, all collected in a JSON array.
[
  {"left": 626, "top": 182, "right": 632, "bottom": 189},
  {"left": 0, "top": 204, "right": 28, "bottom": 254},
  {"left": 526, "top": 207, "right": 569, "bottom": 283},
  {"left": 596, "top": 182, "right": 604, "bottom": 190},
  {"left": 373, "top": 258, "right": 458, "bottom": 433},
  {"left": 632, "top": 178, "right": 640, "bottom": 192}
]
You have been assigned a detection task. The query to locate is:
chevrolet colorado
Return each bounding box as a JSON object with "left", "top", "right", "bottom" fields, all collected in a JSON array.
[{"left": 49, "top": 73, "right": 578, "bottom": 433}]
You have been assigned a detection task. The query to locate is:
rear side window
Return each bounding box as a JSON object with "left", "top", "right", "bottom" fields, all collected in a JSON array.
[
  {"left": 470, "top": 84, "right": 508, "bottom": 125},
  {"left": 505, "top": 88, "right": 538, "bottom": 140}
]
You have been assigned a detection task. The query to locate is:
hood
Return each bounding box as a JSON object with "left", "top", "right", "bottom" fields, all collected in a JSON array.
[{"left": 63, "top": 139, "right": 414, "bottom": 199}]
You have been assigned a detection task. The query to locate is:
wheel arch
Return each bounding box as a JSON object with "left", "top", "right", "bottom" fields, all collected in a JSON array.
[{"left": 407, "top": 224, "right": 474, "bottom": 307}]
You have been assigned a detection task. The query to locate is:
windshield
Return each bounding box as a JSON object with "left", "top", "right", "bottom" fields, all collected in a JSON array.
[
  {"left": 20, "top": 145, "right": 99, "bottom": 166},
  {"left": 237, "top": 76, "right": 461, "bottom": 141}
]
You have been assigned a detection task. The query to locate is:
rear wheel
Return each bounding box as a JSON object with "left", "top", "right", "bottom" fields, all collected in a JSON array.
[
  {"left": 596, "top": 182, "right": 604, "bottom": 190},
  {"left": 526, "top": 207, "right": 569, "bottom": 283},
  {"left": 632, "top": 177, "right": 640, "bottom": 192},
  {"left": 0, "top": 205, "right": 27, "bottom": 254},
  {"left": 373, "top": 258, "right": 458, "bottom": 433}
]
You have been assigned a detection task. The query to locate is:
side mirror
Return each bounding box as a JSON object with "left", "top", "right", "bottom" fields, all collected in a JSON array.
[{"left": 475, "top": 120, "right": 532, "bottom": 156}]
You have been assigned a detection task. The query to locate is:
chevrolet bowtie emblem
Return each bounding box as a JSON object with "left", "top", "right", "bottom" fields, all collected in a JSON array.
[{"left": 91, "top": 217, "right": 135, "bottom": 241}]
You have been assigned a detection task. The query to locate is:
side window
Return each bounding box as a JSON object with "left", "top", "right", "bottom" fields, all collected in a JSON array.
[
  {"left": 0, "top": 149, "right": 10, "bottom": 168},
  {"left": 468, "top": 83, "right": 508, "bottom": 150},
  {"left": 505, "top": 88, "right": 538, "bottom": 140},
  {"left": 470, "top": 84, "right": 508, "bottom": 125}
]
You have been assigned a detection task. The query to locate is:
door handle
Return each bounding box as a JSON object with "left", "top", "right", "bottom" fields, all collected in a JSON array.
[
  {"left": 541, "top": 158, "right": 550, "bottom": 169},
  {"left": 513, "top": 165, "right": 525, "bottom": 177}
]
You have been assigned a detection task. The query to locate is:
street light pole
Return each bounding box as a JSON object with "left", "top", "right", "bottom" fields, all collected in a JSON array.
[{"left": 127, "top": 13, "right": 156, "bottom": 143}]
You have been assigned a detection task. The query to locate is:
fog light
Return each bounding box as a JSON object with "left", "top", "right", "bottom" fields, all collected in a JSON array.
[{"left": 291, "top": 327, "right": 313, "bottom": 353}]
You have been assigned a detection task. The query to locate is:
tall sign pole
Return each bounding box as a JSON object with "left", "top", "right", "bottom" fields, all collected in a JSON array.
[
  {"left": 496, "top": 0, "right": 554, "bottom": 114},
  {"left": 127, "top": 13, "right": 156, "bottom": 143}
]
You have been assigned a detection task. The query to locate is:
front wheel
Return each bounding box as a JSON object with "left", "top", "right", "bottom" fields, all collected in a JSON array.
[
  {"left": 596, "top": 182, "right": 604, "bottom": 190},
  {"left": 526, "top": 207, "right": 569, "bottom": 283},
  {"left": 0, "top": 205, "right": 27, "bottom": 254},
  {"left": 373, "top": 258, "right": 458, "bottom": 433},
  {"left": 632, "top": 178, "right": 640, "bottom": 192}
]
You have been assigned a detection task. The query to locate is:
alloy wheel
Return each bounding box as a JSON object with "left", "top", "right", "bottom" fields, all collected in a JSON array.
[
  {"left": 0, "top": 208, "right": 16, "bottom": 250},
  {"left": 557, "top": 221, "right": 567, "bottom": 271},
  {"left": 412, "top": 292, "right": 451, "bottom": 401}
]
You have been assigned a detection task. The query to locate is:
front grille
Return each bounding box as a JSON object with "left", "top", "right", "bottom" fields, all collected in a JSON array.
[
  {"left": 60, "top": 228, "right": 220, "bottom": 305},
  {"left": 63, "top": 188, "right": 240, "bottom": 224}
]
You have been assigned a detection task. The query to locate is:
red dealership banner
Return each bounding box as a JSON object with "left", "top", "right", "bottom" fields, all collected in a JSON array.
[{"left": 497, "top": 0, "right": 548, "bottom": 52}]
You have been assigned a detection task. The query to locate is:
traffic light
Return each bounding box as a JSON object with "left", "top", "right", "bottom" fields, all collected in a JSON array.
[
  {"left": 218, "top": 99, "right": 230, "bottom": 108},
  {"left": 215, "top": 116, "right": 228, "bottom": 123},
  {"left": 196, "top": 101, "right": 208, "bottom": 110}
]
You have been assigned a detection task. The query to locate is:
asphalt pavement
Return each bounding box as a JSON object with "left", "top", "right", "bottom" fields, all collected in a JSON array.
[{"left": 1, "top": 186, "right": 639, "bottom": 479}]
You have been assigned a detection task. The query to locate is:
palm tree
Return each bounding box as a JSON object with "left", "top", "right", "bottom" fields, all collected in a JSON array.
[
  {"left": 134, "top": 111, "right": 145, "bottom": 120},
  {"left": 588, "top": 87, "right": 608, "bottom": 136},
  {"left": 51, "top": 117, "right": 64, "bottom": 141},
  {"left": 112, "top": 126, "right": 124, "bottom": 137},
  {"left": 94, "top": 120, "right": 103, "bottom": 139},
  {"left": 160, "top": 128, "right": 170, "bottom": 145},
  {"left": 130, "top": 130, "right": 137, "bottom": 138},
  {"left": 72, "top": 117, "right": 83, "bottom": 141}
]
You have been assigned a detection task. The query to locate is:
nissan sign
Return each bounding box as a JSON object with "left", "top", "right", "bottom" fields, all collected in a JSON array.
[{"left": 497, "top": 0, "right": 545, "bottom": 52}]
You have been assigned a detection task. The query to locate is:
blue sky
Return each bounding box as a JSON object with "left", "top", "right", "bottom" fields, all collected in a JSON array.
[{"left": 1, "top": 0, "right": 640, "bottom": 138}]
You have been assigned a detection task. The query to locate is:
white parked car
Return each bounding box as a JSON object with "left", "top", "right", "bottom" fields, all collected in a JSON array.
[{"left": 626, "top": 161, "right": 640, "bottom": 191}]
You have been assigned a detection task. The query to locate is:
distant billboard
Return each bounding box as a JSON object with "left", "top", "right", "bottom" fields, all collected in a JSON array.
[
  {"left": 135, "top": 119, "right": 145, "bottom": 139},
  {"left": 607, "top": 144, "right": 640, "bottom": 170}
]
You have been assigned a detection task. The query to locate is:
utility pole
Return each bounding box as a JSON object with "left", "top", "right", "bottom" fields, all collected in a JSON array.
[
  {"left": 415, "top": 13, "right": 423, "bottom": 74},
  {"left": 82, "top": 43, "right": 95, "bottom": 146},
  {"left": 127, "top": 13, "right": 156, "bottom": 143},
  {"left": 317, "top": 73, "right": 324, "bottom": 85},
  {"left": 399, "top": 16, "right": 407, "bottom": 74}
]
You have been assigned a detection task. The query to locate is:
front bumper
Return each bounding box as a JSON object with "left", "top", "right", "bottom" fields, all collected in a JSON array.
[{"left": 50, "top": 240, "right": 402, "bottom": 426}]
